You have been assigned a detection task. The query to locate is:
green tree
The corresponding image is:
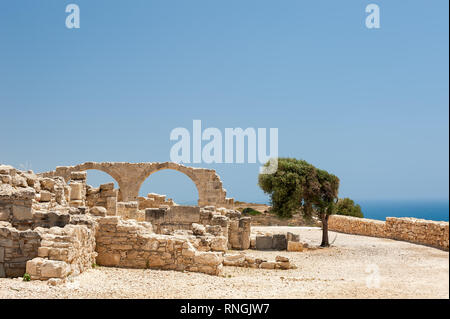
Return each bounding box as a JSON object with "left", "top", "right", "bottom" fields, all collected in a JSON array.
[
  {"left": 258, "top": 158, "right": 340, "bottom": 247},
  {"left": 335, "top": 198, "right": 364, "bottom": 218}
]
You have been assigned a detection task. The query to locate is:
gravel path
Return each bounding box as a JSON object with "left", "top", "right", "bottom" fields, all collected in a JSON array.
[{"left": 1, "top": 226, "right": 448, "bottom": 299}]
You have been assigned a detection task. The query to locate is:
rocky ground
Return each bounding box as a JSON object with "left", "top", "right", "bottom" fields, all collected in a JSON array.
[{"left": 1, "top": 226, "right": 448, "bottom": 299}]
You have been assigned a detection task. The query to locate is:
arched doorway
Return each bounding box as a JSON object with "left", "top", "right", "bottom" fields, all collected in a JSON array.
[{"left": 138, "top": 169, "right": 199, "bottom": 206}]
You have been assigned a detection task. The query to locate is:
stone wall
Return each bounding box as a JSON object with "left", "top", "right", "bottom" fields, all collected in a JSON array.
[
  {"left": 33, "top": 211, "right": 71, "bottom": 229},
  {"left": 0, "top": 185, "right": 35, "bottom": 230},
  {"left": 26, "top": 222, "right": 97, "bottom": 280},
  {"left": 95, "top": 216, "right": 223, "bottom": 275},
  {"left": 117, "top": 201, "right": 145, "bottom": 221},
  {"left": 0, "top": 221, "right": 41, "bottom": 278},
  {"left": 249, "top": 212, "right": 320, "bottom": 227},
  {"left": 145, "top": 206, "right": 201, "bottom": 233},
  {"left": 329, "top": 215, "right": 449, "bottom": 250},
  {"left": 385, "top": 217, "right": 449, "bottom": 250},
  {"left": 86, "top": 183, "right": 118, "bottom": 216}
]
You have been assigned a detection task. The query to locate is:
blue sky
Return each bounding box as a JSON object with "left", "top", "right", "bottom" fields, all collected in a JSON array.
[{"left": 0, "top": 0, "right": 448, "bottom": 204}]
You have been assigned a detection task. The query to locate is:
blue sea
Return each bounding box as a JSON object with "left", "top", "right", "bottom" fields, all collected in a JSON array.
[
  {"left": 357, "top": 200, "right": 449, "bottom": 222},
  {"left": 182, "top": 199, "right": 449, "bottom": 222}
]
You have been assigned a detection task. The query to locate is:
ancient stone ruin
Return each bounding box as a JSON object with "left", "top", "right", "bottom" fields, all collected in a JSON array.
[{"left": 0, "top": 162, "right": 297, "bottom": 282}]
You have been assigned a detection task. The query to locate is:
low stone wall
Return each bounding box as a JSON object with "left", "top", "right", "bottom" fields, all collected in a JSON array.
[
  {"left": 385, "top": 217, "right": 449, "bottom": 250},
  {"left": 249, "top": 213, "right": 319, "bottom": 227},
  {"left": 328, "top": 215, "right": 449, "bottom": 250},
  {"left": 95, "top": 216, "right": 223, "bottom": 275}
]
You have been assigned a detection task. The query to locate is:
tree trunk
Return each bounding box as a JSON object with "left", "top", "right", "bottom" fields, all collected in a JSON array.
[{"left": 320, "top": 214, "right": 330, "bottom": 247}]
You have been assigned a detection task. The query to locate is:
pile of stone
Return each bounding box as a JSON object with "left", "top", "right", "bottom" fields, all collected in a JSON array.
[
  {"left": 146, "top": 205, "right": 251, "bottom": 250},
  {"left": 85, "top": 181, "right": 117, "bottom": 215},
  {"left": 138, "top": 193, "right": 174, "bottom": 210},
  {"left": 223, "top": 253, "right": 296, "bottom": 270}
]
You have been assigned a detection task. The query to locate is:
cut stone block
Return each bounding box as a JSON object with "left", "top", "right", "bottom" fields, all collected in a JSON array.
[
  {"left": 255, "top": 235, "right": 273, "bottom": 250},
  {"left": 272, "top": 234, "right": 287, "bottom": 250}
]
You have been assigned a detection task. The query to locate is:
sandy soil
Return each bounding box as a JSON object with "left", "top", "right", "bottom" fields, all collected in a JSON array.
[{"left": 0, "top": 226, "right": 448, "bottom": 299}]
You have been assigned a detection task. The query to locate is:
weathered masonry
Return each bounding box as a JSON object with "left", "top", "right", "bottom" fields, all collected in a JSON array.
[
  {"left": 39, "top": 162, "right": 234, "bottom": 207},
  {"left": 3, "top": 162, "right": 297, "bottom": 282}
]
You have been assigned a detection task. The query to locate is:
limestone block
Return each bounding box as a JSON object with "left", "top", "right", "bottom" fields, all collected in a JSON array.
[
  {"left": 69, "top": 183, "right": 83, "bottom": 201},
  {"left": 12, "top": 204, "right": 32, "bottom": 221},
  {"left": 272, "top": 234, "right": 287, "bottom": 250},
  {"left": 40, "top": 260, "right": 70, "bottom": 278},
  {"left": 12, "top": 175, "right": 27, "bottom": 188},
  {"left": 40, "top": 178, "right": 56, "bottom": 192},
  {"left": 0, "top": 175, "right": 11, "bottom": 184},
  {"left": 194, "top": 252, "right": 223, "bottom": 266},
  {"left": 277, "top": 262, "right": 292, "bottom": 270},
  {"left": 0, "top": 208, "right": 10, "bottom": 221},
  {"left": 287, "top": 232, "right": 300, "bottom": 242},
  {"left": 90, "top": 206, "right": 107, "bottom": 217},
  {"left": 275, "top": 256, "right": 289, "bottom": 262},
  {"left": 26, "top": 257, "right": 44, "bottom": 277},
  {"left": 96, "top": 252, "right": 121, "bottom": 266},
  {"left": 250, "top": 235, "right": 256, "bottom": 249},
  {"left": 287, "top": 241, "right": 304, "bottom": 252},
  {"left": 259, "top": 261, "right": 276, "bottom": 269},
  {"left": 210, "top": 236, "right": 228, "bottom": 252},
  {"left": 100, "top": 183, "right": 115, "bottom": 191},
  {"left": 223, "top": 253, "right": 245, "bottom": 267},
  {"left": 192, "top": 223, "right": 206, "bottom": 236},
  {"left": 70, "top": 171, "right": 87, "bottom": 181},
  {"left": 255, "top": 236, "right": 273, "bottom": 250},
  {"left": 39, "top": 191, "right": 52, "bottom": 202},
  {"left": 97, "top": 216, "right": 119, "bottom": 225}
]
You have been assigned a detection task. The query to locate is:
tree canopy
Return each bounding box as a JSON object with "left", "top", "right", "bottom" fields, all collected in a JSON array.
[
  {"left": 258, "top": 158, "right": 339, "bottom": 218},
  {"left": 335, "top": 198, "right": 364, "bottom": 218},
  {"left": 258, "top": 158, "right": 340, "bottom": 246}
]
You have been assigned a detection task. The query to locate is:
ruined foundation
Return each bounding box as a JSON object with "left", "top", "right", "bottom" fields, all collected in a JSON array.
[{"left": 2, "top": 162, "right": 293, "bottom": 282}]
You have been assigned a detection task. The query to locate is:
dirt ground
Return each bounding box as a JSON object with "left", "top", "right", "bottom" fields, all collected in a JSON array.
[{"left": 0, "top": 226, "right": 448, "bottom": 299}]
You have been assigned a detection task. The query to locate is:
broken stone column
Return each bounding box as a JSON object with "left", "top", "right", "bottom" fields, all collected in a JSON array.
[
  {"left": 228, "top": 217, "right": 251, "bottom": 250},
  {"left": 68, "top": 171, "right": 87, "bottom": 208}
]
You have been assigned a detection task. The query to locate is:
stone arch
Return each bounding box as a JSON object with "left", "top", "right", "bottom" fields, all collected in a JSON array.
[
  {"left": 39, "top": 162, "right": 232, "bottom": 207},
  {"left": 137, "top": 164, "right": 202, "bottom": 206}
]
